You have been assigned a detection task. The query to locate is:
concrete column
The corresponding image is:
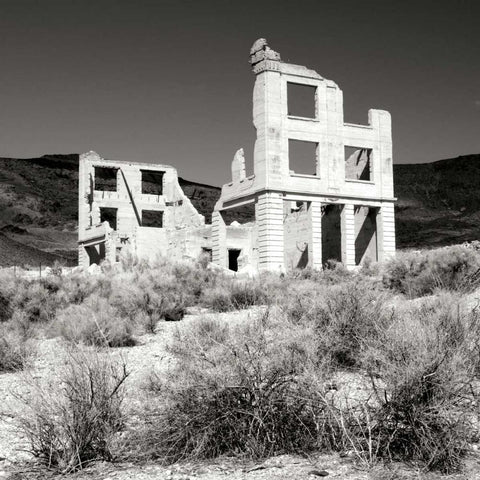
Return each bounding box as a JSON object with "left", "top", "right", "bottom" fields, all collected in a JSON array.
[
  {"left": 377, "top": 202, "right": 396, "bottom": 261},
  {"left": 78, "top": 245, "right": 88, "bottom": 268},
  {"left": 212, "top": 210, "right": 227, "bottom": 268},
  {"left": 341, "top": 204, "right": 355, "bottom": 268},
  {"left": 105, "top": 232, "right": 116, "bottom": 265},
  {"left": 309, "top": 201, "right": 323, "bottom": 269},
  {"left": 256, "top": 192, "right": 285, "bottom": 272}
]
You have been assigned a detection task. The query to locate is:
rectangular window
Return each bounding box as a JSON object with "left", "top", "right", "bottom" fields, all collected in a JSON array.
[
  {"left": 94, "top": 167, "right": 117, "bottom": 191},
  {"left": 287, "top": 82, "right": 316, "bottom": 118},
  {"left": 345, "top": 147, "right": 372, "bottom": 181},
  {"left": 99, "top": 207, "right": 117, "bottom": 230},
  {"left": 142, "top": 210, "right": 163, "bottom": 228},
  {"left": 141, "top": 170, "right": 164, "bottom": 195},
  {"left": 289, "top": 139, "right": 318, "bottom": 176}
]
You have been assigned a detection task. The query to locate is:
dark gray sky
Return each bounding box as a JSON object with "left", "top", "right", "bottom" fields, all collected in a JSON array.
[{"left": 0, "top": 0, "right": 478, "bottom": 186}]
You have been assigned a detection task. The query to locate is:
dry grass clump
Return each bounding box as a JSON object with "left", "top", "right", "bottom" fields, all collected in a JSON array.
[
  {"left": 0, "top": 323, "right": 32, "bottom": 372},
  {"left": 382, "top": 245, "right": 480, "bottom": 297},
  {"left": 280, "top": 279, "right": 389, "bottom": 369},
  {"left": 134, "top": 311, "right": 325, "bottom": 462},
  {"left": 0, "top": 270, "right": 15, "bottom": 322},
  {"left": 289, "top": 260, "right": 353, "bottom": 284},
  {"left": 201, "top": 278, "right": 268, "bottom": 312},
  {"left": 52, "top": 295, "right": 136, "bottom": 347},
  {"left": 0, "top": 254, "right": 220, "bottom": 344},
  {"left": 17, "top": 347, "right": 129, "bottom": 473},
  {"left": 313, "top": 282, "right": 390, "bottom": 369},
  {"left": 357, "top": 294, "right": 480, "bottom": 472}
]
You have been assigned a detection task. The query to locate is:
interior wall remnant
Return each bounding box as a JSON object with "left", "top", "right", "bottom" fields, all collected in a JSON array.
[
  {"left": 345, "top": 147, "right": 372, "bottom": 181},
  {"left": 141, "top": 170, "right": 164, "bottom": 195},
  {"left": 216, "top": 203, "right": 257, "bottom": 272},
  {"left": 141, "top": 210, "right": 164, "bottom": 228},
  {"left": 284, "top": 200, "right": 310, "bottom": 270},
  {"left": 85, "top": 243, "right": 105, "bottom": 265},
  {"left": 321, "top": 204, "right": 342, "bottom": 264},
  {"left": 354, "top": 206, "right": 378, "bottom": 265},
  {"left": 94, "top": 167, "right": 117, "bottom": 191},
  {"left": 99, "top": 207, "right": 118, "bottom": 230},
  {"left": 231, "top": 148, "right": 246, "bottom": 183},
  {"left": 288, "top": 140, "right": 318, "bottom": 176}
]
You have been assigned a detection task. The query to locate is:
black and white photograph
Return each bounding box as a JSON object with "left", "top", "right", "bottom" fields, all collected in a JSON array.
[{"left": 0, "top": 0, "right": 479, "bottom": 478}]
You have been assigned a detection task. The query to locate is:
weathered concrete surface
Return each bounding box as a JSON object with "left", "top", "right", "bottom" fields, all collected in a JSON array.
[
  {"left": 213, "top": 39, "right": 396, "bottom": 272},
  {"left": 78, "top": 151, "right": 211, "bottom": 267}
]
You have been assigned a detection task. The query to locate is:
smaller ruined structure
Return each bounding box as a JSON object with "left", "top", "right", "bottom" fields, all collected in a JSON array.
[
  {"left": 78, "top": 151, "right": 211, "bottom": 267},
  {"left": 212, "top": 39, "right": 396, "bottom": 272}
]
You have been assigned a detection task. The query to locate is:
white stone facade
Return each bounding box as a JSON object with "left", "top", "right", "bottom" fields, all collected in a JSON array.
[
  {"left": 212, "top": 39, "right": 396, "bottom": 272},
  {"left": 78, "top": 151, "right": 210, "bottom": 267}
]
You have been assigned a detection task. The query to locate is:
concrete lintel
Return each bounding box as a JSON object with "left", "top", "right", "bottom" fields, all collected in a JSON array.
[
  {"left": 79, "top": 236, "right": 107, "bottom": 248},
  {"left": 218, "top": 194, "right": 257, "bottom": 211}
]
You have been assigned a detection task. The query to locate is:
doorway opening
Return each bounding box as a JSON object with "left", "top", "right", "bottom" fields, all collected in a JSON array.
[
  {"left": 321, "top": 204, "right": 342, "bottom": 264},
  {"left": 228, "top": 249, "right": 241, "bottom": 271}
]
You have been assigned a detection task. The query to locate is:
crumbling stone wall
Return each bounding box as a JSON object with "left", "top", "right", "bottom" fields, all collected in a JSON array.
[
  {"left": 212, "top": 39, "right": 396, "bottom": 272},
  {"left": 78, "top": 151, "right": 210, "bottom": 267}
]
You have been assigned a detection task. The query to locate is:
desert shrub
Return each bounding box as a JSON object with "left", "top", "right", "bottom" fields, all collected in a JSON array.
[
  {"left": 281, "top": 280, "right": 390, "bottom": 369},
  {"left": 314, "top": 282, "right": 391, "bottom": 368},
  {"left": 202, "top": 278, "right": 267, "bottom": 312},
  {"left": 0, "top": 290, "right": 12, "bottom": 322},
  {"left": 383, "top": 245, "right": 480, "bottom": 297},
  {"left": 57, "top": 272, "right": 99, "bottom": 305},
  {"left": 109, "top": 270, "right": 190, "bottom": 324},
  {"left": 0, "top": 271, "right": 16, "bottom": 322},
  {"left": 53, "top": 295, "right": 136, "bottom": 347},
  {"left": 289, "top": 260, "right": 353, "bottom": 285},
  {"left": 135, "top": 311, "right": 324, "bottom": 462},
  {"left": 11, "top": 280, "right": 60, "bottom": 322},
  {"left": 359, "top": 295, "right": 480, "bottom": 472},
  {"left": 17, "top": 347, "right": 129, "bottom": 472},
  {"left": 0, "top": 323, "right": 31, "bottom": 372}
]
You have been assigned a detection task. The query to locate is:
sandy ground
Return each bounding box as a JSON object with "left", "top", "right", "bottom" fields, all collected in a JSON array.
[{"left": 2, "top": 308, "right": 480, "bottom": 479}]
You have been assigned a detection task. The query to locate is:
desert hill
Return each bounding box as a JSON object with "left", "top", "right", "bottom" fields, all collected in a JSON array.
[
  {"left": 394, "top": 154, "right": 480, "bottom": 248},
  {"left": 0, "top": 153, "right": 479, "bottom": 266}
]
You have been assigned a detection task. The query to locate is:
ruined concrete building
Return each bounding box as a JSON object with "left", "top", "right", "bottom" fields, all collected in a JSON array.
[
  {"left": 78, "top": 40, "right": 395, "bottom": 272},
  {"left": 78, "top": 151, "right": 211, "bottom": 267},
  {"left": 212, "top": 39, "right": 395, "bottom": 272}
]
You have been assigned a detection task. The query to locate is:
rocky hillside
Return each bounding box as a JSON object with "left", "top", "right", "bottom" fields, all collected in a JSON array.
[
  {"left": 0, "top": 153, "right": 479, "bottom": 267},
  {"left": 394, "top": 154, "right": 480, "bottom": 248}
]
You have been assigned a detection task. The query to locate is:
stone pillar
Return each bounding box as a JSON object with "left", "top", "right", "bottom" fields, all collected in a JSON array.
[
  {"left": 104, "top": 228, "right": 116, "bottom": 265},
  {"left": 309, "top": 201, "right": 323, "bottom": 269},
  {"left": 212, "top": 210, "right": 227, "bottom": 268},
  {"left": 78, "top": 245, "right": 88, "bottom": 268},
  {"left": 256, "top": 192, "right": 284, "bottom": 272},
  {"left": 377, "top": 202, "right": 396, "bottom": 261},
  {"left": 341, "top": 204, "right": 355, "bottom": 268},
  {"left": 369, "top": 109, "right": 393, "bottom": 199}
]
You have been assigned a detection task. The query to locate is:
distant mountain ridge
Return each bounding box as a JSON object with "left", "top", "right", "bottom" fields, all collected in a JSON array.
[{"left": 0, "top": 153, "right": 479, "bottom": 266}]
